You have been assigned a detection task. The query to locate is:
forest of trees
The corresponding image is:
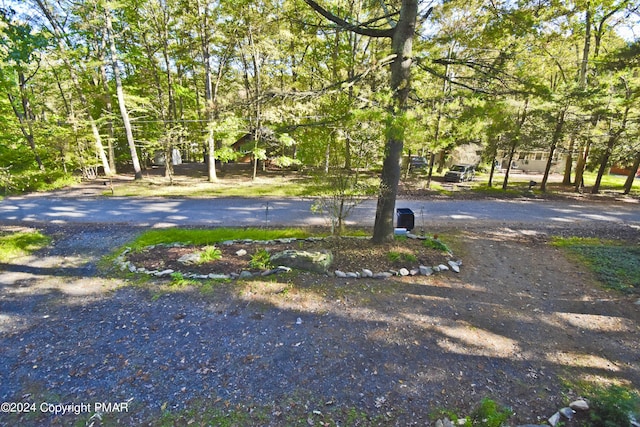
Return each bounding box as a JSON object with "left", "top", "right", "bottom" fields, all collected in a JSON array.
[{"left": 0, "top": 0, "right": 639, "bottom": 239}]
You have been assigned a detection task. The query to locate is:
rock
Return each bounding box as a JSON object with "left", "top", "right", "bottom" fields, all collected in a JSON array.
[
  {"left": 399, "top": 268, "right": 410, "bottom": 276},
  {"left": 208, "top": 274, "right": 229, "bottom": 280},
  {"left": 437, "top": 264, "right": 450, "bottom": 271},
  {"left": 222, "top": 240, "right": 235, "bottom": 246},
  {"left": 433, "top": 266, "right": 440, "bottom": 272},
  {"left": 261, "top": 269, "right": 279, "bottom": 277},
  {"left": 178, "top": 253, "right": 201, "bottom": 265},
  {"left": 559, "top": 407, "right": 575, "bottom": 419},
  {"left": 361, "top": 269, "right": 373, "bottom": 278},
  {"left": 345, "top": 272, "right": 359, "bottom": 279},
  {"left": 435, "top": 418, "right": 454, "bottom": 427},
  {"left": 406, "top": 233, "right": 418, "bottom": 239},
  {"left": 235, "top": 249, "right": 247, "bottom": 257},
  {"left": 569, "top": 399, "right": 589, "bottom": 411},
  {"left": 156, "top": 269, "right": 174, "bottom": 277},
  {"left": 373, "top": 272, "right": 393, "bottom": 279},
  {"left": 548, "top": 412, "right": 561, "bottom": 427},
  {"left": 447, "top": 260, "right": 460, "bottom": 273},
  {"left": 635, "top": 298, "right": 640, "bottom": 306},
  {"left": 419, "top": 265, "right": 433, "bottom": 276},
  {"left": 515, "top": 425, "right": 548, "bottom": 427},
  {"left": 239, "top": 271, "right": 253, "bottom": 279},
  {"left": 270, "top": 250, "right": 333, "bottom": 273},
  {"left": 334, "top": 270, "right": 347, "bottom": 278},
  {"left": 410, "top": 268, "right": 419, "bottom": 276},
  {"left": 276, "top": 266, "right": 292, "bottom": 273}
]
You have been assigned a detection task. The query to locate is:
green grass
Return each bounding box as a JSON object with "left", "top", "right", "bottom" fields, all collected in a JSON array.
[
  {"left": 552, "top": 237, "right": 640, "bottom": 293},
  {"left": 0, "top": 231, "right": 51, "bottom": 261},
  {"left": 127, "top": 227, "right": 312, "bottom": 252}
]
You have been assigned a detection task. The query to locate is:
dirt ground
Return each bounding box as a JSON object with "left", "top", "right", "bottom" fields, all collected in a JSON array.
[{"left": 1, "top": 217, "right": 639, "bottom": 426}]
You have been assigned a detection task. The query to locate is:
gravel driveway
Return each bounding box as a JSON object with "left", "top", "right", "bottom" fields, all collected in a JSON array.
[{"left": 1, "top": 220, "right": 639, "bottom": 426}]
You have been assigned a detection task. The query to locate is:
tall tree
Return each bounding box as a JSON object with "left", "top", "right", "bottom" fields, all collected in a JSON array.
[
  {"left": 304, "top": 0, "right": 427, "bottom": 243},
  {"left": 104, "top": 0, "right": 143, "bottom": 180},
  {"left": 33, "top": 0, "right": 112, "bottom": 176}
]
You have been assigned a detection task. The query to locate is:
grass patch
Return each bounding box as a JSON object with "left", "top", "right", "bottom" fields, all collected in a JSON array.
[
  {"left": 127, "top": 227, "right": 312, "bottom": 252},
  {"left": 0, "top": 231, "right": 51, "bottom": 261},
  {"left": 423, "top": 237, "right": 451, "bottom": 253},
  {"left": 552, "top": 237, "right": 640, "bottom": 293}
]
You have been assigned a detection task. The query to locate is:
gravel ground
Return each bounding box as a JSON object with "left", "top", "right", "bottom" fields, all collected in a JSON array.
[{"left": 1, "top": 221, "right": 639, "bottom": 426}]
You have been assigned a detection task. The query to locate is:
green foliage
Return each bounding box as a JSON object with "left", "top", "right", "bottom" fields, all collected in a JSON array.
[
  {"left": 423, "top": 237, "right": 451, "bottom": 253},
  {"left": 249, "top": 248, "right": 272, "bottom": 270},
  {"left": 432, "top": 398, "right": 512, "bottom": 427},
  {"left": 587, "top": 385, "right": 640, "bottom": 427},
  {"left": 552, "top": 237, "right": 640, "bottom": 293},
  {"left": 169, "top": 272, "right": 198, "bottom": 287},
  {"left": 469, "top": 398, "right": 513, "bottom": 427},
  {"left": 0, "top": 230, "right": 50, "bottom": 261},
  {"left": 198, "top": 245, "right": 222, "bottom": 263}
]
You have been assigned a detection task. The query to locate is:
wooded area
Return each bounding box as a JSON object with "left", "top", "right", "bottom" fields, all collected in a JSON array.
[{"left": 1, "top": 0, "right": 639, "bottom": 239}]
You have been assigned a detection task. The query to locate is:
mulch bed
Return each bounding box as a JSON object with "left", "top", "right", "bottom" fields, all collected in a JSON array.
[{"left": 125, "top": 237, "right": 454, "bottom": 277}]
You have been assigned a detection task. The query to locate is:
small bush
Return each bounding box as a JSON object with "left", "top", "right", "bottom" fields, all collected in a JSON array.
[
  {"left": 470, "top": 398, "right": 512, "bottom": 427},
  {"left": 250, "top": 249, "right": 272, "bottom": 270},
  {"left": 588, "top": 385, "right": 640, "bottom": 427},
  {"left": 199, "top": 246, "right": 222, "bottom": 263}
]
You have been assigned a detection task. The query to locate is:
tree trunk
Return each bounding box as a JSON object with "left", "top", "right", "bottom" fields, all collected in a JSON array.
[
  {"left": 502, "top": 99, "right": 529, "bottom": 191},
  {"left": 623, "top": 152, "right": 640, "bottom": 195},
  {"left": 372, "top": 0, "right": 418, "bottom": 243},
  {"left": 541, "top": 109, "right": 566, "bottom": 192},
  {"left": 98, "top": 35, "right": 116, "bottom": 174},
  {"left": 105, "top": 4, "right": 142, "bottom": 180},
  {"left": 563, "top": 134, "right": 574, "bottom": 185}
]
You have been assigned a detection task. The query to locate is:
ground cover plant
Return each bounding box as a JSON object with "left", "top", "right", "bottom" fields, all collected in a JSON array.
[{"left": 552, "top": 237, "right": 640, "bottom": 294}]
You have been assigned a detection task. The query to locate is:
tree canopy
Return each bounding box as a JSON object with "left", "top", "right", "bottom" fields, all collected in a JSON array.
[{"left": 1, "top": 0, "right": 639, "bottom": 233}]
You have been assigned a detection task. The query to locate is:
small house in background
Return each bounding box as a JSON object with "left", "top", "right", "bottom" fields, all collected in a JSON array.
[
  {"left": 496, "top": 150, "right": 567, "bottom": 174},
  {"left": 448, "top": 143, "right": 483, "bottom": 168},
  {"left": 153, "top": 148, "right": 182, "bottom": 166}
]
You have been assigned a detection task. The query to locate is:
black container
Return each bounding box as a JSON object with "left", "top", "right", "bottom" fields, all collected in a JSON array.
[{"left": 396, "top": 208, "right": 414, "bottom": 231}]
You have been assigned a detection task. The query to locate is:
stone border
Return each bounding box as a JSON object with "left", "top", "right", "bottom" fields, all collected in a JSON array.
[{"left": 113, "top": 235, "right": 462, "bottom": 281}]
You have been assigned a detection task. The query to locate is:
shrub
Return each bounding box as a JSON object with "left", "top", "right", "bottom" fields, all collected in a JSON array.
[
  {"left": 588, "top": 385, "right": 640, "bottom": 427},
  {"left": 199, "top": 246, "right": 222, "bottom": 263},
  {"left": 250, "top": 249, "right": 272, "bottom": 270}
]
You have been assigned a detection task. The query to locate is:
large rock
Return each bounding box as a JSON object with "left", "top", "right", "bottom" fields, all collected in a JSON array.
[{"left": 270, "top": 250, "right": 333, "bottom": 273}]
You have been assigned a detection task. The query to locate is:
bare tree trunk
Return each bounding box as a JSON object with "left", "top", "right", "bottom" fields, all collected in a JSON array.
[
  {"left": 105, "top": 3, "right": 142, "bottom": 180},
  {"left": 502, "top": 99, "right": 529, "bottom": 191},
  {"left": 98, "top": 35, "right": 117, "bottom": 174},
  {"left": 541, "top": 109, "right": 566, "bottom": 191},
  {"left": 8, "top": 70, "right": 44, "bottom": 170},
  {"left": 623, "top": 151, "right": 640, "bottom": 195}
]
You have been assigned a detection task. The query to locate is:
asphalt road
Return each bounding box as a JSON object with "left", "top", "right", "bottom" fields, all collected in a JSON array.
[{"left": 0, "top": 194, "right": 639, "bottom": 229}]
